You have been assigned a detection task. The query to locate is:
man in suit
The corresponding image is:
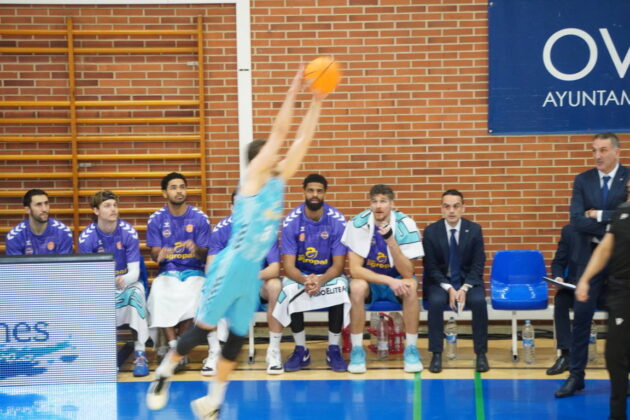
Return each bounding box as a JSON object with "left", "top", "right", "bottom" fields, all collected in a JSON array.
[
  {"left": 556, "top": 132, "right": 628, "bottom": 398},
  {"left": 546, "top": 224, "right": 587, "bottom": 375},
  {"left": 423, "top": 189, "right": 488, "bottom": 373}
]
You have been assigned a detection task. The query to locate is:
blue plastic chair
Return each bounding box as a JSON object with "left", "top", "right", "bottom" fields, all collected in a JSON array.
[{"left": 490, "top": 250, "right": 548, "bottom": 361}]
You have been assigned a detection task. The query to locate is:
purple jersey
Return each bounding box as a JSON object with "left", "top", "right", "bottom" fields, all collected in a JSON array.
[
  {"left": 364, "top": 232, "right": 400, "bottom": 278},
  {"left": 209, "top": 215, "right": 279, "bottom": 266},
  {"left": 78, "top": 220, "right": 141, "bottom": 276},
  {"left": 146, "top": 205, "right": 211, "bottom": 273},
  {"left": 281, "top": 203, "right": 347, "bottom": 275},
  {"left": 6, "top": 217, "right": 73, "bottom": 255}
]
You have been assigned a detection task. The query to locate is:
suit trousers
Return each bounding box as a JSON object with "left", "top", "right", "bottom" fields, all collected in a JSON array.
[
  {"left": 554, "top": 288, "right": 575, "bottom": 351},
  {"left": 427, "top": 284, "right": 488, "bottom": 354},
  {"left": 605, "top": 285, "right": 630, "bottom": 420},
  {"left": 569, "top": 274, "right": 606, "bottom": 380}
]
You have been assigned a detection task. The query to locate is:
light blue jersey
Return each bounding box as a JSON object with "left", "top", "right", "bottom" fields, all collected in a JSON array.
[{"left": 197, "top": 177, "right": 284, "bottom": 335}]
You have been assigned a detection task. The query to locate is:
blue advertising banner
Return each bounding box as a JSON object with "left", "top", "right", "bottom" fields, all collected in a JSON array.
[{"left": 488, "top": 0, "right": 630, "bottom": 134}]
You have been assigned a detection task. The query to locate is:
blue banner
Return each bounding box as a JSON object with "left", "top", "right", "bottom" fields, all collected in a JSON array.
[{"left": 488, "top": 0, "right": 630, "bottom": 134}]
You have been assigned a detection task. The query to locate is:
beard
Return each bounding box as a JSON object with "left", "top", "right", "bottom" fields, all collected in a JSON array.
[{"left": 305, "top": 199, "right": 324, "bottom": 211}]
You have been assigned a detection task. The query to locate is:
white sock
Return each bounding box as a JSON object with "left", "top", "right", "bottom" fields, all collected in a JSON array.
[
  {"left": 134, "top": 341, "right": 145, "bottom": 352},
  {"left": 207, "top": 331, "right": 220, "bottom": 353},
  {"left": 269, "top": 332, "right": 282, "bottom": 350},
  {"left": 168, "top": 339, "right": 177, "bottom": 349},
  {"left": 292, "top": 330, "right": 306, "bottom": 348},
  {"left": 207, "top": 380, "right": 228, "bottom": 407},
  {"left": 351, "top": 333, "right": 363, "bottom": 348},
  {"left": 328, "top": 331, "right": 341, "bottom": 346},
  {"left": 155, "top": 353, "right": 177, "bottom": 378},
  {"left": 406, "top": 333, "right": 418, "bottom": 347}
]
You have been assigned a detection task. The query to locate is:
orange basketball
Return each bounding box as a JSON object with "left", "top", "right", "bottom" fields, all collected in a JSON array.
[{"left": 303, "top": 56, "right": 342, "bottom": 94}]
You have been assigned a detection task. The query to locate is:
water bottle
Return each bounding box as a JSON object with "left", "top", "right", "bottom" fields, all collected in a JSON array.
[
  {"left": 445, "top": 317, "right": 457, "bottom": 360},
  {"left": 369, "top": 312, "right": 379, "bottom": 349},
  {"left": 588, "top": 321, "right": 598, "bottom": 362},
  {"left": 377, "top": 315, "right": 389, "bottom": 359},
  {"left": 389, "top": 312, "right": 404, "bottom": 353},
  {"left": 522, "top": 320, "right": 535, "bottom": 364}
]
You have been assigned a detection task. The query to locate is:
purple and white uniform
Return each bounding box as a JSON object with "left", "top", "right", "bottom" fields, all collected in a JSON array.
[
  {"left": 79, "top": 220, "right": 149, "bottom": 344},
  {"left": 146, "top": 205, "right": 211, "bottom": 329},
  {"left": 6, "top": 218, "right": 73, "bottom": 255}
]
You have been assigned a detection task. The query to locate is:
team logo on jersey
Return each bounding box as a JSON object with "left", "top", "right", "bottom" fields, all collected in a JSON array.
[
  {"left": 376, "top": 252, "right": 387, "bottom": 263},
  {"left": 25, "top": 247, "right": 33, "bottom": 255},
  {"left": 47, "top": 241, "right": 55, "bottom": 251},
  {"left": 320, "top": 231, "right": 329, "bottom": 240},
  {"left": 163, "top": 229, "right": 171, "bottom": 238},
  {"left": 305, "top": 247, "right": 318, "bottom": 259},
  {"left": 186, "top": 224, "right": 194, "bottom": 233},
  {"left": 299, "top": 233, "right": 306, "bottom": 242},
  {"left": 173, "top": 242, "right": 186, "bottom": 253},
  {"left": 116, "top": 241, "right": 123, "bottom": 250}
]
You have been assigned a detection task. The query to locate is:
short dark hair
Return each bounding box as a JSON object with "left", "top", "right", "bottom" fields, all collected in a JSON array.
[
  {"left": 161, "top": 172, "right": 187, "bottom": 191},
  {"left": 23, "top": 189, "right": 48, "bottom": 207},
  {"left": 91, "top": 190, "right": 119, "bottom": 209},
  {"left": 442, "top": 189, "right": 464, "bottom": 203},
  {"left": 369, "top": 184, "right": 394, "bottom": 200},
  {"left": 302, "top": 173, "right": 328, "bottom": 190},
  {"left": 593, "top": 132, "right": 620, "bottom": 148},
  {"left": 247, "top": 139, "right": 266, "bottom": 163}
]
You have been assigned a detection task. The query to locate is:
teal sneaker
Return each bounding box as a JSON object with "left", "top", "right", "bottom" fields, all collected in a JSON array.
[
  {"left": 403, "top": 345, "right": 423, "bottom": 373},
  {"left": 347, "top": 346, "right": 366, "bottom": 374}
]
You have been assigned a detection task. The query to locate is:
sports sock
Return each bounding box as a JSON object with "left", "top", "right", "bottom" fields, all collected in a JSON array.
[
  {"left": 350, "top": 333, "right": 363, "bottom": 348},
  {"left": 269, "top": 332, "right": 282, "bottom": 350},
  {"left": 292, "top": 330, "right": 306, "bottom": 348},
  {"left": 134, "top": 341, "right": 146, "bottom": 352},
  {"left": 207, "top": 331, "right": 220, "bottom": 353},
  {"left": 328, "top": 331, "right": 341, "bottom": 346},
  {"left": 405, "top": 333, "right": 418, "bottom": 347}
]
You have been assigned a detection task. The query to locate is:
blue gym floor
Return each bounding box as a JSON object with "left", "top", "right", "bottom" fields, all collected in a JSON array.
[{"left": 0, "top": 378, "right": 615, "bottom": 419}]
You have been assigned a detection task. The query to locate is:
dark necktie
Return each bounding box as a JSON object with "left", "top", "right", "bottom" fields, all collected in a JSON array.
[
  {"left": 449, "top": 228, "right": 461, "bottom": 287},
  {"left": 601, "top": 175, "right": 611, "bottom": 209}
]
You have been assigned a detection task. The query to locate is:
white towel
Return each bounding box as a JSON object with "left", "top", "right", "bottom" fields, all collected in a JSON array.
[{"left": 272, "top": 276, "right": 350, "bottom": 328}]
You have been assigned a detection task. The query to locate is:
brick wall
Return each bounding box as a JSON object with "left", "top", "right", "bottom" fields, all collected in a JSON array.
[{"left": 0, "top": 1, "right": 627, "bottom": 284}]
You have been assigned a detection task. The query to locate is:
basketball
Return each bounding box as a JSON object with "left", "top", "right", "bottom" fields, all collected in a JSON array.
[{"left": 303, "top": 56, "right": 342, "bottom": 94}]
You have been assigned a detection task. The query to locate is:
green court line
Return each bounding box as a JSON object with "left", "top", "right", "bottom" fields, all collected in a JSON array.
[
  {"left": 474, "top": 371, "right": 486, "bottom": 420},
  {"left": 414, "top": 371, "right": 422, "bottom": 420}
]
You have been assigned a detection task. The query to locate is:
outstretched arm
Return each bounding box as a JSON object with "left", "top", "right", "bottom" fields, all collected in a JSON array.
[{"left": 277, "top": 90, "right": 326, "bottom": 180}]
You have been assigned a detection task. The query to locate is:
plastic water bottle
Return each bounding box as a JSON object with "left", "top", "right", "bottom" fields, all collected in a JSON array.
[
  {"left": 369, "top": 312, "right": 379, "bottom": 349},
  {"left": 389, "top": 312, "right": 404, "bottom": 353},
  {"left": 377, "top": 315, "right": 389, "bottom": 359},
  {"left": 588, "top": 321, "right": 598, "bottom": 362},
  {"left": 445, "top": 317, "right": 457, "bottom": 360},
  {"left": 522, "top": 320, "right": 535, "bottom": 364}
]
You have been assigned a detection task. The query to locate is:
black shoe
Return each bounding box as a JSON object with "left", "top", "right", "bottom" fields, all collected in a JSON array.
[
  {"left": 546, "top": 355, "right": 569, "bottom": 376},
  {"left": 429, "top": 353, "right": 442, "bottom": 373},
  {"left": 554, "top": 375, "right": 585, "bottom": 398},
  {"left": 476, "top": 353, "right": 490, "bottom": 373}
]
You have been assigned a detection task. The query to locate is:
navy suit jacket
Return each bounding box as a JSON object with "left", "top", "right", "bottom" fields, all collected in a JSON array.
[
  {"left": 569, "top": 165, "right": 628, "bottom": 261},
  {"left": 551, "top": 224, "right": 585, "bottom": 285},
  {"left": 422, "top": 217, "right": 485, "bottom": 289}
]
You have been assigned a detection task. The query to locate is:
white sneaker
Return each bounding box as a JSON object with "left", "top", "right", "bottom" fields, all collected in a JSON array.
[
  {"left": 201, "top": 349, "right": 220, "bottom": 376},
  {"left": 265, "top": 347, "right": 284, "bottom": 375},
  {"left": 146, "top": 376, "right": 170, "bottom": 410},
  {"left": 190, "top": 396, "right": 220, "bottom": 420}
]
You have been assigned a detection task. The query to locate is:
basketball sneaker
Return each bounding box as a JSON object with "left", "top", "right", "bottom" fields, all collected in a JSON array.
[
  {"left": 190, "top": 396, "right": 221, "bottom": 420},
  {"left": 326, "top": 345, "right": 348, "bottom": 372},
  {"left": 347, "top": 346, "right": 366, "bottom": 374},
  {"left": 201, "top": 349, "right": 220, "bottom": 376},
  {"left": 403, "top": 345, "right": 423, "bottom": 373},
  {"left": 265, "top": 347, "right": 284, "bottom": 375},
  {"left": 174, "top": 356, "right": 189, "bottom": 374},
  {"left": 283, "top": 346, "right": 310, "bottom": 372},
  {"left": 132, "top": 350, "right": 150, "bottom": 377},
  {"left": 146, "top": 375, "right": 170, "bottom": 410}
]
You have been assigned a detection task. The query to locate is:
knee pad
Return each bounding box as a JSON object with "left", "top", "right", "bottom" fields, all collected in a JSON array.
[
  {"left": 221, "top": 331, "right": 246, "bottom": 362},
  {"left": 176, "top": 325, "right": 209, "bottom": 355}
]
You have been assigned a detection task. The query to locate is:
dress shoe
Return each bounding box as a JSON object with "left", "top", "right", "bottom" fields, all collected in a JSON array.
[
  {"left": 429, "top": 353, "right": 442, "bottom": 373},
  {"left": 475, "top": 353, "right": 490, "bottom": 373},
  {"left": 546, "top": 355, "right": 569, "bottom": 375},
  {"left": 554, "top": 375, "right": 585, "bottom": 398}
]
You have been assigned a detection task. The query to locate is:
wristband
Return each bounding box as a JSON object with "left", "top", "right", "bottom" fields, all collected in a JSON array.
[{"left": 382, "top": 228, "right": 393, "bottom": 240}]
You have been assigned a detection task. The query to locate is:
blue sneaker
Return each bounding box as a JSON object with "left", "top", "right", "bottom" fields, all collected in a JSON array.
[
  {"left": 347, "top": 346, "right": 366, "bottom": 374},
  {"left": 403, "top": 345, "right": 423, "bottom": 373},
  {"left": 326, "top": 345, "right": 348, "bottom": 372},
  {"left": 284, "top": 346, "right": 310, "bottom": 372},
  {"left": 133, "top": 350, "right": 150, "bottom": 377}
]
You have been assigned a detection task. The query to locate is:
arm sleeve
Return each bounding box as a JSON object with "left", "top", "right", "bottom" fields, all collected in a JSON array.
[{"left": 119, "top": 261, "right": 140, "bottom": 287}]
